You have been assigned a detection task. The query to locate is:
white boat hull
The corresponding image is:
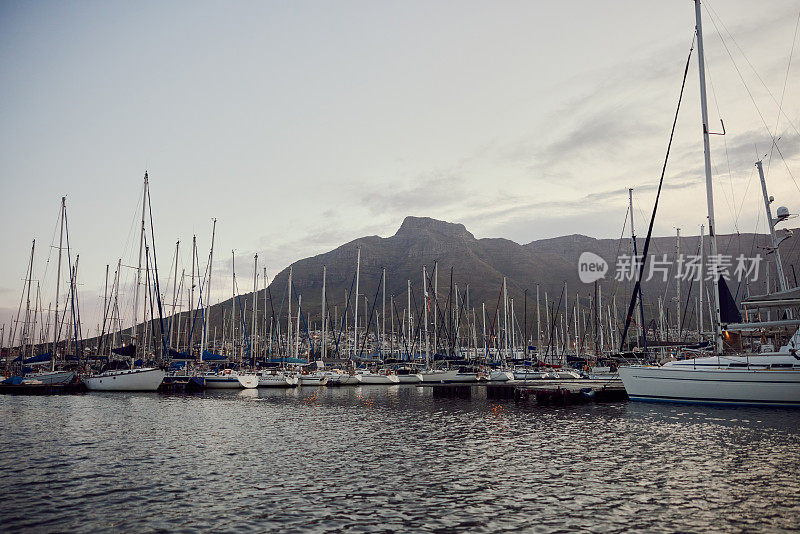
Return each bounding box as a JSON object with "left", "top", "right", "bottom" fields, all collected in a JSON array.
[
  {"left": 257, "top": 373, "right": 299, "bottom": 387},
  {"left": 84, "top": 368, "right": 165, "bottom": 391},
  {"left": 394, "top": 373, "right": 422, "bottom": 384},
  {"left": 357, "top": 373, "right": 400, "bottom": 385},
  {"left": 619, "top": 365, "right": 800, "bottom": 407},
  {"left": 326, "top": 374, "right": 361, "bottom": 386},
  {"left": 299, "top": 374, "right": 329, "bottom": 386},
  {"left": 419, "top": 370, "right": 458, "bottom": 383},
  {"left": 204, "top": 374, "right": 258, "bottom": 389}
]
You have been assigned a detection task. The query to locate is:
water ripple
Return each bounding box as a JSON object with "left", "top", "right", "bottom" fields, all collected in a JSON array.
[{"left": 1, "top": 387, "right": 799, "bottom": 532}]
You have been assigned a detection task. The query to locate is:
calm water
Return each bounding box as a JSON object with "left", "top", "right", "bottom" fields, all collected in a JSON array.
[{"left": 1, "top": 386, "right": 799, "bottom": 533}]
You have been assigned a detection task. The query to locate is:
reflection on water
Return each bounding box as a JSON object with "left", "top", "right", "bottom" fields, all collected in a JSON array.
[{"left": 1, "top": 385, "right": 799, "bottom": 533}]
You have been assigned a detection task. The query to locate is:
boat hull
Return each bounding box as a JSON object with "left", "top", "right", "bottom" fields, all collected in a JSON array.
[
  {"left": 84, "top": 368, "right": 165, "bottom": 391},
  {"left": 204, "top": 374, "right": 258, "bottom": 389},
  {"left": 327, "top": 374, "right": 361, "bottom": 386},
  {"left": 394, "top": 373, "right": 422, "bottom": 384},
  {"left": 418, "top": 370, "right": 457, "bottom": 383},
  {"left": 299, "top": 374, "right": 329, "bottom": 386},
  {"left": 619, "top": 365, "right": 800, "bottom": 407},
  {"left": 257, "top": 373, "right": 299, "bottom": 387},
  {"left": 357, "top": 374, "right": 400, "bottom": 385}
]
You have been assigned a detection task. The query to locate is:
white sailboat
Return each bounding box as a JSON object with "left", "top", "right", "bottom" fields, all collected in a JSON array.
[
  {"left": 84, "top": 175, "right": 166, "bottom": 392},
  {"left": 256, "top": 369, "right": 299, "bottom": 387},
  {"left": 619, "top": 1, "right": 800, "bottom": 407},
  {"left": 326, "top": 369, "right": 361, "bottom": 385},
  {"left": 84, "top": 367, "right": 166, "bottom": 391},
  {"left": 203, "top": 368, "right": 258, "bottom": 389},
  {"left": 299, "top": 372, "right": 329, "bottom": 386},
  {"left": 356, "top": 369, "right": 400, "bottom": 385}
]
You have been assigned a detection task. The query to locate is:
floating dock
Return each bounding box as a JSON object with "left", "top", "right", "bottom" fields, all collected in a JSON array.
[
  {"left": 420, "top": 379, "right": 627, "bottom": 405},
  {"left": 0, "top": 382, "right": 87, "bottom": 395}
]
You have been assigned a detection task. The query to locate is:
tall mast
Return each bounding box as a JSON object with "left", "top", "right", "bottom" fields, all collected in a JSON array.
[
  {"left": 321, "top": 265, "right": 327, "bottom": 360},
  {"left": 189, "top": 235, "right": 196, "bottom": 354},
  {"left": 252, "top": 254, "right": 258, "bottom": 362},
  {"left": 382, "top": 267, "right": 386, "bottom": 352},
  {"left": 502, "top": 277, "right": 509, "bottom": 362},
  {"left": 231, "top": 250, "right": 236, "bottom": 358},
  {"left": 629, "top": 188, "right": 647, "bottom": 351},
  {"left": 51, "top": 197, "right": 65, "bottom": 369},
  {"left": 353, "top": 247, "right": 360, "bottom": 357},
  {"left": 176, "top": 269, "right": 184, "bottom": 355},
  {"left": 407, "top": 279, "right": 411, "bottom": 350},
  {"left": 536, "top": 284, "right": 541, "bottom": 356},
  {"left": 695, "top": 0, "right": 723, "bottom": 353},
  {"left": 433, "top": 261, "right": 438, "bottom": 355},
  {"left": 675, "top": 228, "right": 681, "bottom": 337},
  {"left": 295, "top": 294, "right": 302, "bottom": 359},
  {"left": 200, "top": 219, "right": 216, "bottom": 363},
  {"left": 21, "top": 240, "right": 35, "bottom": 361},
  {"left": 170, "top": 240, "right": 180, "bottom": 350},
  {"left": 423, "top": 265, "right": 429, "bottom": 367},
  {"left": 132, "top": 173, "right": 148, "bottom": 355},
  {"left": 287, "top": 266, "right": 292, "bottom": 358}
]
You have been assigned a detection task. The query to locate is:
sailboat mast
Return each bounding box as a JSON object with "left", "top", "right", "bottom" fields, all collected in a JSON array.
[
  {"left": 189, "top": 235, "right": 196, "bottom": 354},
  {"left": 407, "top": 279, "right": 411, "bottom": 350},
  {"left": 694, "top": 0, "right": 723, "bottom": 353},
  {"left": 675, "top": 228, "right": 681, "bottom": 337},
  {"left": 252, "top": 254, "right": 258, "bottom": 362},
  {"left": 321, "top": 265, "right": 327, "bottom": 360},
  {"left": 423, "top": 265, "right": 429, "bottom": 367},
  {"left": 536, "top": 284, "right": 541, "bottom": 357},
  {"left": 287, "top": 266, "right": 292, "bottom": 359},
  {"left": 231, "top": 251, "right": 236, "bottom": 359},
  {"left": 200, "top": 219, "right": 216, "bottom": 363},
  {"left": 51, "top": 197, "right": 65, "bottom": 369},
  {"left": 353, "top": 247, "right": 360, "bottom": 357},
  {"left": 170, "top": 240, "right": 179, "bottom": 350},
  {"left": 132, "top": 173, "right": 148, "bottom": 355},
  {"left": 629, "top": 188, "right": 647, "bottom": 351}
]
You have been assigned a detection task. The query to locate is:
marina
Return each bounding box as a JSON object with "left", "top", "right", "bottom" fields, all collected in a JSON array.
[{"left": 3, "top": 0, "right": 800, "bottom": 531}]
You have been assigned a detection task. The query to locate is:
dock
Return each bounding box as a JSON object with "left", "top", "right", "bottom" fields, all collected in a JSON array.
[
  {"left": 0, "top": 382, "right": 87, "bottom": 395},
  {"left": 419, "top": 379, "right": 627, "bottom": 405}
]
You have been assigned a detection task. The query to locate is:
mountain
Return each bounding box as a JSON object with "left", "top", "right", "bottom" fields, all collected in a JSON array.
[{"left": 198, "top": 216, "right": 799, "bottom": 340}]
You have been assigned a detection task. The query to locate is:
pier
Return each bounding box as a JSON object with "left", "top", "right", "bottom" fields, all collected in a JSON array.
[
  {"left": 0, "top": 382, "right": 87, "bottom": 395},
  {"left": 420, "top": 380, "right": 627, "bottom": 405}
]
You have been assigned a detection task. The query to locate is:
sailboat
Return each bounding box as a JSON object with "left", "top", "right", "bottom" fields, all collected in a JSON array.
[
  {"left": 85, "top": 174, "right": 165, "bottom": 391},
  {"left": 619, "top": 1, "right": 800, "bottom": 407}
]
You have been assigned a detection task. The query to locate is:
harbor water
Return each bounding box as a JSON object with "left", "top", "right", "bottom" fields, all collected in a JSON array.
[{"left": 1, "top": 386, "right": 798, "bottom": 533}]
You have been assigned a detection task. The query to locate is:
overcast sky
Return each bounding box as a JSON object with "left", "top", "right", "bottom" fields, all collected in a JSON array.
[{"left": 1, "top": 0, "right": 799, "bottom": 339}]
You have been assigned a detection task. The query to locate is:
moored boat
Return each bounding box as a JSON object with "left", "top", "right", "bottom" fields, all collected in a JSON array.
[
  {"left": 203, "top": 369, "right": 258, "bottom": 389},
  {"left": 299, "top": 372, "right": 329, "bottom": 386},
  {"left": 256, "top": 370, "right": 299, "bottom": 388},
  {"left": 356, "top": 370, "right": 400, "bottom": 385},
  {"left": 84, "top": 367, "right": 166, "bottom": 391}
]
